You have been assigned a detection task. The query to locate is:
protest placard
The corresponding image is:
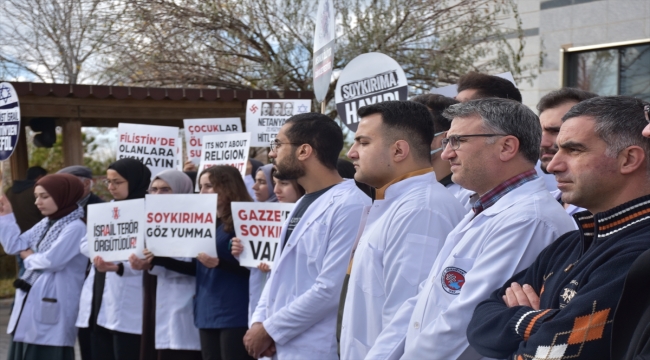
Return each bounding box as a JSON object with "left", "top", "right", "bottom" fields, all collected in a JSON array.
[
  {"left": 144, "top": 194, "right": 218, "bottom": 257},
  {"left": 0, "top": 82, "right": 20, "bottom": 162},
  {"left": 175, "top": 137, "right": 183, "bottom": 171},
  {"left": 195, "top": 132, "right": 251, "bottom": 191},
  {"left": 335, "top": 52, "right": 408, "bottom": 132},
  {"left": 313, "top": 0, "right": 336, "bottom": 103},
  {"left": 87, "top": 199, "right": 145, "bottom": 262},
  {"left": 245, "top": 99, "right": 311, "bottom": 146},
  {"left": 429, "top": 71, "right": 517, "bottom": 97},
  {"left": 183, "top": 118, "right": 242, "bottom": 166},
  {"left": 117, "top": 123, "right": 180, "bottom": 179},
  {"left": 232, "top": 202, "right": 295, "bottom": 268}
]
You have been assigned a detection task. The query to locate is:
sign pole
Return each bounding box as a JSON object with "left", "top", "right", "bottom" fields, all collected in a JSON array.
[{"left": 321, "top": 101, "right": 326, "bottom": 115}]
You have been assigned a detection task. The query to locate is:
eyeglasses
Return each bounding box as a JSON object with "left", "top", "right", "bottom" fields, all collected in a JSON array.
[
  {"left": 430, "top": 131, "right": 447, "bottom": 155},
  {"left": 269, "top": 140, "right": 301, "bottom": 152},
  {"left": 644, "top": 105, "right": 649, "bottom": 123},
  {"left": 149, "top": 187, "right": 172, "bottom": 194},
  {"left": 442, "top": 134, "right": 508, "bottom": 151},
  {"left": 102, "top": 179, "right": 126, "bottom": 187}
]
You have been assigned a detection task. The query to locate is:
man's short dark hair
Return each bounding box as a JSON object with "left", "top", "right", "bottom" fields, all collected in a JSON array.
[
  {"left": 285, "top": 112, "right": 343, "bottom": 170},
  {"left": 26, "top": 166, "right": 47, "bottom": 181},
  {"left": 357, "top": 101, "right": 434, "bottom": 163},
  {"left": 562, "top": 96, "right": 650, "bottom": 160},
  {"left": 457, "top": 72, "right": 522, "bottom": 103},
  {"left": 410, "top": 94, "right": 459, "bottom": 133},
  {"left": 537, "top": 87, "right": 599, "bottom": 113}
]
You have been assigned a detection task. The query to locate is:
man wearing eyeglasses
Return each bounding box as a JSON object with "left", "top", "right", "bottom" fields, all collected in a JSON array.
[
  {"left": 243, "top": 112, "right": 371, "bottom": 360},
  {"left": 366, "top": 98, "right": 574, "bottom": 359}
]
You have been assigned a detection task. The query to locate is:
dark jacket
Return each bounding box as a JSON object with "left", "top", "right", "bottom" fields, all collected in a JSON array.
[
  {"left": 194, "top": 222, "right": 250, "bottom": 329},
  {"left": 467, "top": 195, "right": 650, "bottom": 360},
  {"left": 611, "top": 248, "right": 650, "bottom": 359},
  {"left": 5, "top": 180, "right": 43, "bottom": 232}
]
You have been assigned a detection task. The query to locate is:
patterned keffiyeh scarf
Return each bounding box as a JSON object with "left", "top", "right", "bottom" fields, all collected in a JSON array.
[{"left": 14, "top": 206, "right": 84, "bottom": 291}]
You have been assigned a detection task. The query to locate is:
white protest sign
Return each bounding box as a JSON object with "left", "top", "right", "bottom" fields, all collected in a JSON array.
[
  {"left": 245, "top": 99, "right": 311, "bottom": 146},
  {"left": 183, "top": 118, "right": 242, "bottom": 166},
  {"left": 232, "top": 202, "right": 295, "bottom": 268},
  {"left": 196, "top": 132, "right": 252, "bottom": 191},
  {"left": 429, "top": 71, "right": 517, "bottom": 97},
  {"left": 144, "top": 194, "right": 218, "bottom": 257},
  {"left": 335, "top": 52, "right": 408, "bottom": 132},
  {"left": 0, "top": 82, "right": 21, "bottom": 162},
  {"left": 117, "top": 123, "right": 179, "bottom": 179},
  {"left": 87, "top": 199, "right": 146, "bottom": 262},
  {"left": 313, "top": 0, "right": 336, "bottom": 103}
]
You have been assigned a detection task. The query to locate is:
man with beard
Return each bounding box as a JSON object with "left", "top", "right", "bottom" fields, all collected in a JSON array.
[
  {"left": 243, "top": 113, "right": 371, "bottom": 359},
  {"left": 537, "top": 88, "right": 597, "bottom": 215}
]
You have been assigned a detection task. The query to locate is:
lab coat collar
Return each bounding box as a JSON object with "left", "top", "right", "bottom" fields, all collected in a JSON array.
[{"left": 375, "top": 167, "right": 434, "bottom": 200}]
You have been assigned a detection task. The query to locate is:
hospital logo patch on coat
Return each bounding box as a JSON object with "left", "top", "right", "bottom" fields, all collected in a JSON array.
[{"left": 441, "top": 267, "right": 466, "bottom": 295}]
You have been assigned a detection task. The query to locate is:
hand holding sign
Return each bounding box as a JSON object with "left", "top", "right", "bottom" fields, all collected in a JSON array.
[
  {"left": 197, "top": 253, "right": 219, "bottom": 268},
  {"left": 0, "top": 196, "right": 13, "bottom": 216},
  {"left": 231, "top": 202, "right": 295, "bottom": 269}
]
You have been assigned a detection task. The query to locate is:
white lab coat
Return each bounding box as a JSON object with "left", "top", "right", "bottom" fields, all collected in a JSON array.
[
  {"left": 366, "top": 177, "right": 576, "bottom": 360},
  {"left": 340, "top": 172, "right": 466, "bottom": 360},
  {"left": 0, "top": 213, "right": 87, "bottom": 347},
  {"left": 446, "top": 183, "right": 475, "bottom": 211},
  {"left": 251, "top": 179, "right": 371, "bottom": 360},
  {"left": 76, "top": 236, "right": 143, "bottom": 334},
  {"left": 149, "top": 260, "right": 201, "bottom": 350},
  {"left": 248, "top": 267, "right": 268, "bottom": 325}
]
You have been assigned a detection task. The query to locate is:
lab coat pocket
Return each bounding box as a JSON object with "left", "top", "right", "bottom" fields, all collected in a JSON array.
[
  {"left": 36, "top": 297, "right": 60, "bottom": 325},
  {"left": 399, "top": 234, "right": 440, "bottom": 287},
  {"left": 296, "top": 221, "right": 326, "bottom": 260},
  {"left": 357, "top": 242, "right": 385, "bottom": 297}
]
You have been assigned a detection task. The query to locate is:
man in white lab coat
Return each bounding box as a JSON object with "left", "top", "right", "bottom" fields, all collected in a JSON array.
[
  {"left": 243, "top": 113, "right": 371, "bottom": 360},
  {"left": 366, "top": 98, "right": 576, "bottom": 359},
  {"left": 340, "top": 101, "right": 466, "bottom": 359}
]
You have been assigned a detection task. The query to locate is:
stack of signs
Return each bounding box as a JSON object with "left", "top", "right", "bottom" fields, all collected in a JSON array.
[
  {"left": 144, "top": 194, "right": 218, "bottom": 257},
  {"left": 335, "top": 53, "right": 408, "bottom": 132},
  {"left": 429, "top": 71, "right": 517, "bottom": 97},
  {"left": 117, "top": 123, "right": 179, "bottom": 179},
  {"left": 183, "top": 118, "right": 242, "bottom": 166},
  {"left": 313, "top": 0, "right": 336, "bottom": 103},
  {"left": 232, "top": 202, "right": 295, "bottom": 268},
  {"left": 87, "top": 199, "right": 146, "bottom": 262},
  {"left": 0, "top": 82, "right": 20, "bottom": 162},
  {"left": 245, "top": 99, "right": 312, "bottom": 146}
]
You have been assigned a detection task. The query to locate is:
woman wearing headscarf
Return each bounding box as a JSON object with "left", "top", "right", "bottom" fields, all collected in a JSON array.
[
  {"left": 195, "top": 165, "right": 255, "bottom": 360},
  {"left": 0, "top": 174, "right": 86, "bottom": 360},
  {"left": 76, "top": 158, "right": 151, "bottom": 360},
  {"left": 135, "top": 169, "right": 202, "bottom": 360}
]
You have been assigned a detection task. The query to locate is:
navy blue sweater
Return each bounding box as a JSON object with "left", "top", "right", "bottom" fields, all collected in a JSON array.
[
  {"left": 467, "top": 195, "right": 650, "bottom": 359},
  {"left": 194, "top": 222, "right": 250, "bottom": 329}
]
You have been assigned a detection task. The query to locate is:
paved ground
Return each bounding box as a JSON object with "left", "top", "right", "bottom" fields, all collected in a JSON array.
[{"left": 0, "top": 298, "right": 81, "bottom": 359}]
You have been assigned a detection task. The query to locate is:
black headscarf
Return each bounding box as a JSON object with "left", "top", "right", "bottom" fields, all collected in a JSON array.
[{"left": 107, "top": 158, "right": 152, "bottom": 200}]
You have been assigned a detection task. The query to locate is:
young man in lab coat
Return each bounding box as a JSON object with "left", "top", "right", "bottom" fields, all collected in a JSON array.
[
  {"left": 243, "top": 112, "right": 371, "bottom": 360},
  {"left": 340, "top": 101, "right": 466, "bottom": 359},
  {"left": 365, "top": 98, "right": 576, "bottom": 359}
]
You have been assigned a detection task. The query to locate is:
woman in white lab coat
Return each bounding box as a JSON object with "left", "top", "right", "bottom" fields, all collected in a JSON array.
[
  {"left": 138, "top": 169, "right": 202, "bottom": 360},
  {"left": 76, "top": 158, "right": 151, "bottom": 360},
  {"left": 0, "top": 174, "right": 87, "bottom": 360}
]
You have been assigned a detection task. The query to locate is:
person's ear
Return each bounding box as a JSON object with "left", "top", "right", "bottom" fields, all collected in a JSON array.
[
  {"left": 619, "top": 146, "right": 646, "bottom": 175},
  {"left": 392, "top": 140, "right": 410, "bottom": 163},
  {"left": 498, "top": 135, "right": 520, "bottom": 162},
  {"left": 296, "top": 144, "right": 313, "bottom": 161}
]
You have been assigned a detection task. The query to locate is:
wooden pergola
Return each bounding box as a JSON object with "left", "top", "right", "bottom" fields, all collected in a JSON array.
[{"left": 8, "top": 82, "right": 313, "bottom": 181}]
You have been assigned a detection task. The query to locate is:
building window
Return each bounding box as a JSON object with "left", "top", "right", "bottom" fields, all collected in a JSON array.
[{"left": 565, "top": 41, "right": 650, "bottom": 101}]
